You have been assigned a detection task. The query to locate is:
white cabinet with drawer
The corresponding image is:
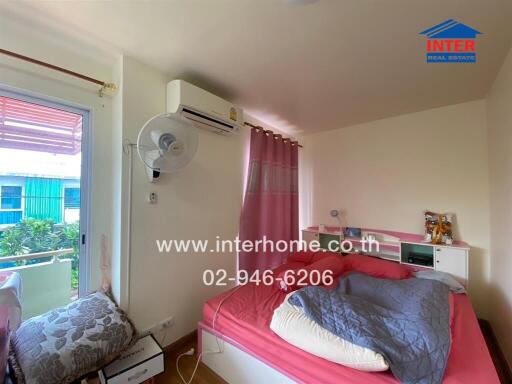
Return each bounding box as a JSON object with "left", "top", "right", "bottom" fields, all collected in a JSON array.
[
  {"left": 99, "top": 335, "right": 164, "bottom": 384},
  {"left": 302, "top": 226, "right": 470, "bottom": 287},
  {"left": 434, "top": 246, "right": 469, "bottom": 286}
]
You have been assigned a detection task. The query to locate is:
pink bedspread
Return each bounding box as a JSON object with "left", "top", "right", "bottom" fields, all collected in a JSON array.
[{"left": 202, "top": 274, "right": 499, "bottom": 383}]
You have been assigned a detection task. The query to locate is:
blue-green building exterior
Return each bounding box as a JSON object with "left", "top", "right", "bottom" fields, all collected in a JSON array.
[{"left": 0, "top": 175, "right": 80, "bottom": 225}]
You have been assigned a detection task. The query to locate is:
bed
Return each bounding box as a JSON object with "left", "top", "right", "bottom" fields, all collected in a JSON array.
[{"left": 198, "top": 258, "right": 499, "bottom": 384}]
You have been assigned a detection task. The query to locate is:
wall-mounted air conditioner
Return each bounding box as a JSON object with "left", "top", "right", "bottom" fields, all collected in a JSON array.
[{"left": 166, "top": 80, "right": 243, "bottom": 135}]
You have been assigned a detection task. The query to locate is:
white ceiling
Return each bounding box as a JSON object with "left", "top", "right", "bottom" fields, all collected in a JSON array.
[{"left": 1, "top": 0, "right": 511, "bottom": 134}]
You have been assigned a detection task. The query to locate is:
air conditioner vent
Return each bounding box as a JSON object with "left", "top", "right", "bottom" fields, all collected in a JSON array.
[{"left": 182, "top": 108, "right": 235, "bottom": 130}]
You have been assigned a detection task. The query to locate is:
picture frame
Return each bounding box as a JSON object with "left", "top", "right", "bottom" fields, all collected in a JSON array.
[{"left": 344, "top": 227, "right": 362, "bottom": 238}]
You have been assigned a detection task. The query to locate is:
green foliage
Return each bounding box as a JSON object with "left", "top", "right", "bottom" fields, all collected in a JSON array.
[
  {"left": 0, "top": 224, "right": 26, "bottom": 256},
  {"left": 71, "top": 268, "right": 79, "bottom": 291},
  {"left": 0, "top": 219, "right": 80, "bottom": 289},
  {"left": 0, "top": 219, "right": 60, "bottom": 257},
  {"left": 57, "top": 221, "right": 80, "bottom": 273},
  {"left": 59, "top": 222, "right": 80, "bottom": 252}
]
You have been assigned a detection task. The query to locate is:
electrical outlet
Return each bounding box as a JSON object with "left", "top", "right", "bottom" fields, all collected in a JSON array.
[
  {"left": 148, "top": 191, "right": 157, "bottom": 204},
  {"left": 143, "top": 316, "right": 175, "bottom": 335},
  {"left": 159, "top": 316, "right": 174, "bottom": 330}
]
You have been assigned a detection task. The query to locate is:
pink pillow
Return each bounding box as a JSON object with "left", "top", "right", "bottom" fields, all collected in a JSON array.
[
  {"left": 287, "top": 250, "right": 319, "bottom": 264},
  {"left": 277, "top": 255, "right": 346, "bottom": 292},
  {"left": 343, "top": 254, "right": 411, "bottom": 280}
]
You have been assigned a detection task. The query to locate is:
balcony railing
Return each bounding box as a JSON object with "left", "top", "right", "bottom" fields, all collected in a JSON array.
[{"left": 1, "top": 248, "right": 75, "bottom": 319}]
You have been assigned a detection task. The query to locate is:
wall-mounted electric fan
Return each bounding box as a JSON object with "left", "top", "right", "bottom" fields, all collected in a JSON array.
[{"left": 137, "top": 113, "right": 199, "bottom": 182}]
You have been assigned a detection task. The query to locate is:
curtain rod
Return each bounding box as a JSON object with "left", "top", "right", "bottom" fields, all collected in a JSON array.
[
  {"left": 244, "top": 122, "right": 302, "bottom": 148},
  {"left": 0, "top": 48, "right": 117, "bottom": 97}
]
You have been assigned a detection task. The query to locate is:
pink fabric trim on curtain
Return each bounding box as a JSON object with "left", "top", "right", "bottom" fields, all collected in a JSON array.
[{"left": 238, "top": 128, "right": 299, "bottom": 274}]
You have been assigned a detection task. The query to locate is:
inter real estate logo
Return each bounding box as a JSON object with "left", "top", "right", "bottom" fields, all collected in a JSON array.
[{"left": 420, "top": 19, "right": 482, "bottom": 63}]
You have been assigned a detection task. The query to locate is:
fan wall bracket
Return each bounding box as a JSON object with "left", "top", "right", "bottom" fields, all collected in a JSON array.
[{"left": 146, "top": 167, "right": 161, "bottom": 183}]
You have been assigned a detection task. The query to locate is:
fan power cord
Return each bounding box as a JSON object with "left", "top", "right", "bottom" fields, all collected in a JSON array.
[
  {"left": 176, "top": 348, "right": 202, "bottom": 384},
  {"left": 177, "top": 347, "right": 224, "bottom": 384},
  {"left": 176, "top": 285, "right": 243, "bottom": 384}
]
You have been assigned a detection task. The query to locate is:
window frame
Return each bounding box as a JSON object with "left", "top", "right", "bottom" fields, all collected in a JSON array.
[{"left": 0, "top": 183, "right": 24, "bottom": 214}]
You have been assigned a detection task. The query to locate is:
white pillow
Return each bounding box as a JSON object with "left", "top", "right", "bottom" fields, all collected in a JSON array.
[{"left": 270, "top": 293, "right": 389, "bottom": 372}]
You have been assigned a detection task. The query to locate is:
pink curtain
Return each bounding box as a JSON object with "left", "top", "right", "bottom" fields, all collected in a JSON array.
[{"left": 238, "top": 128, "right": 299, "bottom": 274}]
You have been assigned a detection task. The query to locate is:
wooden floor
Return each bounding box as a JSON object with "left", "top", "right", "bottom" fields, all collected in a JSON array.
[
  {"left": 155, "top": 324, "right": 512, "bottom": 384},
  {"left": 154, "top": 334, "right": 226, "bottom": 384},
  {"left": 480, "top": 320, "right": 512, "bottom": 384}
]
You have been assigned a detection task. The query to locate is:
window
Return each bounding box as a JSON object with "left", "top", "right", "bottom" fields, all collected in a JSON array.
[
  {"left": 64, "top": 187, "right": 80, "bottom": 209},
  {"left": 1, "top": 186, "right": 22, "bottom": 210},
  {"left": 0, "top": 87, "right": 91, "bottom": 301}
]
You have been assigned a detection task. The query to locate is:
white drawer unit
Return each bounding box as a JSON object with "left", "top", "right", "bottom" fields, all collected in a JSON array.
[
  {"left": 99, "top": 335, "right": 164, "bottom": 384},
  {"left": 434, "top": 246, "right": 469, "bottom": 286}
]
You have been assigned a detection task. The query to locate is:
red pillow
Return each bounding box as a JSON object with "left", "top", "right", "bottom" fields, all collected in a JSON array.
[
  {"left": 287, "top": 250, "right": 319, "bottom": 264},
  {"left": 277, "top": 255, "right": 346, "bottom": 292},
  {"left": 343, "top": 254, "right": 411, "bottom": 280},
  {"left": 311, "top": 251, "right": 342, "bottom": 264},
  {"left": 272, "top": 261, "right": 307, "bottom": 276}
]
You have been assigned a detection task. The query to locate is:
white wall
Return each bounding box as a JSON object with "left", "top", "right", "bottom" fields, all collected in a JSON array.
[
  {"left": 113, "top": 56, "right": 283, "bottom": 345},
  {"left": 299, "top": 101, "right": 491, "bottom": 317},
  {"left": 0, "top": 17, "right": 115, "bottom": 293},
  {"left": 486, "top": 46, "right": 512, "bottom": 366}
]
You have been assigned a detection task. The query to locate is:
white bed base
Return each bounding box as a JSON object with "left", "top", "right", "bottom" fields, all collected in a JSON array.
[{"left": 198, "top": 322, "right": 297, "bottom": 384}]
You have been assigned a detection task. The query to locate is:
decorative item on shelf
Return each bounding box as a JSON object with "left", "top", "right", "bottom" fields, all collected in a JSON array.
[
  {"left": 344, "top": 227, "right": 362, "bottom": 238},
  {"left": 424, "top": 211, "right": 454, "bottom": 245}
]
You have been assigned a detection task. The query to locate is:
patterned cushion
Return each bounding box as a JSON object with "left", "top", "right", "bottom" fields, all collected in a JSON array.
[{"left": 9, "top": 291, "right": 136, "bottom": 384}]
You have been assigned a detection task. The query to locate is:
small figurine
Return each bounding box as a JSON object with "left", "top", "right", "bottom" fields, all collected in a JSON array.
[{"left": 424, "top": 211, "right": 454, "bottom": 245}]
